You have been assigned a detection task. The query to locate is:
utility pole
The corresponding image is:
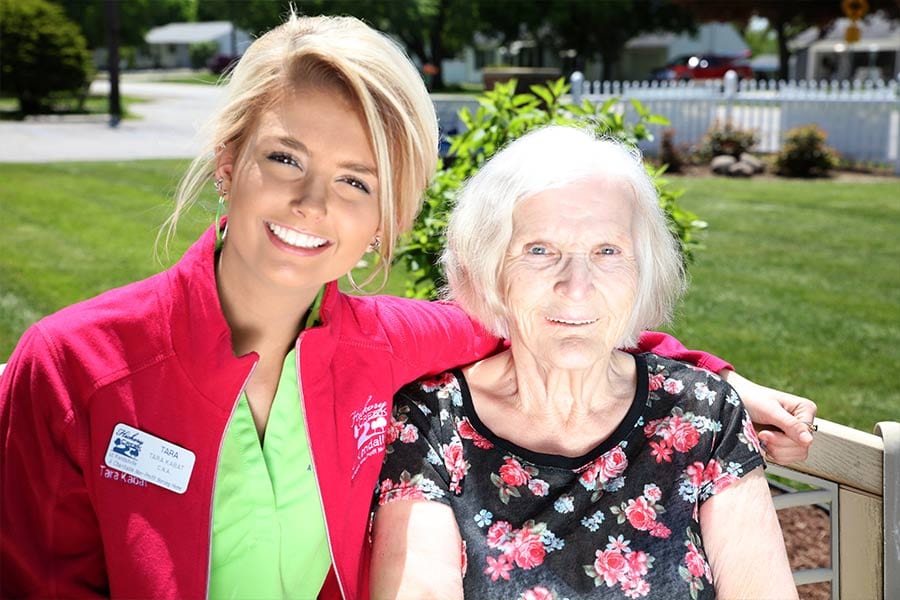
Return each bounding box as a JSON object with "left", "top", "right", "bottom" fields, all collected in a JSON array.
[{"left": 105, "top": 0, "right": 121, "bottom": 127}]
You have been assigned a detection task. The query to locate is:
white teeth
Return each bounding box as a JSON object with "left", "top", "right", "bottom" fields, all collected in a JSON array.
[
  {"left": 268, "top": 223, "right": 328, "bottom": 248},
  {"left": 548, "top": 317, "right": 597, "bottom": 325}
]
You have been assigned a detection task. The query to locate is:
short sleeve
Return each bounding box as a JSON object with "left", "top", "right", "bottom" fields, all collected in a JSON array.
[
  {"left": 696, "top": 375, "right": 765, "bottom": 503},
  {"left": 375, "top": 374, "right": 466, "bottom": 510}
]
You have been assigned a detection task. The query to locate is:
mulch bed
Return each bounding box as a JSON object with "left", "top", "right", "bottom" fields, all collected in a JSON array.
[{"left": 775, "top": 497, "right": 832, "bottom": 600}]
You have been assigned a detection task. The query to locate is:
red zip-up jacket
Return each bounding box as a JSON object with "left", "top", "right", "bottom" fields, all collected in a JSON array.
[{"left": 0, "top": 224, "right": 730, "bottom": 599}]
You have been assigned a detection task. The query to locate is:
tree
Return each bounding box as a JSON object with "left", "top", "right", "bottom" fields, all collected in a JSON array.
[
  {"left": 0, "top": 0, "right": 92, "bottom": 114},
  {"left": 51, "top": 0, "right": 192, "bottom": 49},
  {"left": 674, "top": 0, "right": 900, "bottom": 80}
]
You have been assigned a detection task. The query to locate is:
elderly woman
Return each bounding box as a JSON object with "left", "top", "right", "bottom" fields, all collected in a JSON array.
[{"left": 369, "top": 126, "right": 797, "bottom": 599}]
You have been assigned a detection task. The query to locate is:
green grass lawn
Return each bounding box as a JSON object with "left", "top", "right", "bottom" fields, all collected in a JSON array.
[
  {"left": 663, "top": 175, "right": 899, "bottom": 431},
  {"left": 1, "top": 162, "right": 897, "bottom": 431}
]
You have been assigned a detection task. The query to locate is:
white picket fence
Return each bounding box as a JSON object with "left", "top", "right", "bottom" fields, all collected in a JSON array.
[{"left": 570, "top": 72, "right": 900, "bottom": 174}]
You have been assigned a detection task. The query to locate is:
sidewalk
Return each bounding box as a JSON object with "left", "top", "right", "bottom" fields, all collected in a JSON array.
[{"left": 0, "top": 79, "right": 224, "bottom": 162}]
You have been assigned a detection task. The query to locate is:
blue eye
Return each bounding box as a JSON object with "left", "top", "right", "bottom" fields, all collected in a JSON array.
[
  {"left": 597, "top": 247, "right": 618, "bottom": 256},
  {"left": 268, "top": 152, "right": 299, "bottom": 168},
  {"left": 527, "top": 245, "right": 549, "bottom": 255}
]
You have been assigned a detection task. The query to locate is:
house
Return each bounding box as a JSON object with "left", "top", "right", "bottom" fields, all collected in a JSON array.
[
  {"left": 144, "top": 21, "right": 251, "bottom": 69},
  {"left": 439, "top": 22, "right": 751, "bottom": 86},
  {"left": 789, "top": 13, "right": 900, "bottom": 81}
]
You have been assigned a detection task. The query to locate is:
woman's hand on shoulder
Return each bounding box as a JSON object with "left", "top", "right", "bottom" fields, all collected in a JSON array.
[{"left": 721, "top": 369, "right": 816, "bottom": 464}]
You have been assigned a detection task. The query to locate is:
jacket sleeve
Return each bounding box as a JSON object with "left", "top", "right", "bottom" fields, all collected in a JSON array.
[
  {"left": 635, "top": 330, "right": 733, "bottom": 373},
  {"left": 379, "top": 299, "right": 502, "bottom": 387},
  {"left": 0, "top": 325, "right": 108, "bottom": 598}
]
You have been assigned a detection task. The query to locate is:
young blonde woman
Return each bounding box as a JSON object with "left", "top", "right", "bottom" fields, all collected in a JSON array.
[{"left": 0, "top": 13, "right": 814, "bottom": 600}]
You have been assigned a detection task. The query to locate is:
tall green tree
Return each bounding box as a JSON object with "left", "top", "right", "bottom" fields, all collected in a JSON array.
[
  {"left": 1, "top": 0, "right": 92, "bottom": 114},
  {"left": 51, "top": 0, "right": 192, "bottom": 49}
]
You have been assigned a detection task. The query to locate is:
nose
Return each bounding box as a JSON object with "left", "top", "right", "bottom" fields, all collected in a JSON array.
[
  {"left": 291, "top": 174, "right": 327, "bottom": 219},
  {"left": 554, "top": 255, "right": 595, "bottom": 301}
]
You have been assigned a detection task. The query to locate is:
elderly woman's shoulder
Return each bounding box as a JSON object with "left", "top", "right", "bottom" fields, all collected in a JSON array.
[{"left": 643, "top": 352, "right": 740, "bottom": 404}]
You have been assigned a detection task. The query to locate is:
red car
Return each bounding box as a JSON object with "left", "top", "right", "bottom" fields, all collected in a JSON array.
[{"left": 651, "top": 54, "right": 753, "bottom": 81}]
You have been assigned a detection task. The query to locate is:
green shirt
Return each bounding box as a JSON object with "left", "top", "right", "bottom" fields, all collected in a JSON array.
[{"left": 209, "top": 349, "right": 331, "bottom": 599}]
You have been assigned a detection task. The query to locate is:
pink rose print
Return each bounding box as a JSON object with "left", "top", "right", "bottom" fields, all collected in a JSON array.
[
  {"left": 703, "top": 460, "right": 723, "bottom": 484},
  {"left": 648, "top": 373, "right": 665, "bottom": 391},
  {"left": 624, "top": 496, "right": 657, "bottom": 531},
  {"left": 685, "top": 543, "right": 709, "bottom": 579},
  {"left": 385, "top": 415, "right": 405, "bottom": 445},
  {"left": 442, "top": 439, "right": 468, "bottom": 494},
  {"left": 399, "top": 424, "right": 418, "bottom": 444},
  {"left": 598, "top": 446, "right": 629, "bottom": 480},
  {"left": 528, "top": 478, "right": 550, "bottom": 497},
  {"left": 649, "top": 522, "right": 671, "bottom": 538},
  {"left": 584, "top": 542, "right": 654, "bottom": 597},
  {"left": 458, "top": 417, "right": 494, "bottom": 449},
  {"left": 500, "top": 457, "right": 531, "bottom": 487},
  {"left": 594, "top": 548, "right": 630, "bottom": 587},
  {"left": 626, "top": 550, "right": 651, "bottom": 577},
  {"left": 643, "top": 484, "right": 662, "bottom": 503},
  {"left": 487, "top": 521, "right": 513, "bottom": 549},
  {"left": 670, "top": 420, "right": 700, "bottom": 452},
  {"left": 510, "top": 527, "right": 546, "bottom": 569},
  {"left": 685, "top": 462, "right": 706, "bottom": 488},
  {"left": 484, "top": 555, "right": 513, "bottom": 582},
  {"left": 580, "top": 446, "right": 628, "bottom": 492},
  {"left": 421, "top": 372, "right": 455, "bottom": 392},
  {"left": 378, "top": 473, "right": 425, "bottom": 505},
  {"left": 519, "top": 586, "right": 555, "bottom": 600},
  {"left": 740, "top": 414, "right": 763, "bottom": 454},
  {"left": 663, "top": 378, "right": 684, "bottom": 394}
]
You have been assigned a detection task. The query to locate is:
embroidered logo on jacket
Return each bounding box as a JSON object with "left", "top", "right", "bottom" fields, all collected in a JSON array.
[{"left": 351, "top": 396, "right": 388, "bottom": 479}]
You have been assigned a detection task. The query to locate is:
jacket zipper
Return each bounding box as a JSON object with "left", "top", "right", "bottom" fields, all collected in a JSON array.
[
  {"left": 296, "top": 332, "right": 348, "bottom": 599},
  {"left": 205, "top": 361, "right": 258, "bottom": 599}
]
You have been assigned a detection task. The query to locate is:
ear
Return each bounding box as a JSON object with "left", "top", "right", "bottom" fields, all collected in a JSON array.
[{"left": 214, "top": 143, "right": 236, "bottom": 191}]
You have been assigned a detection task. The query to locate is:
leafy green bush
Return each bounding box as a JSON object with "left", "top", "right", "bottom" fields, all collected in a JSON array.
[
  {"left": 0, "top": 0, "right": 92, "bottom": 115},
  {"left": 395, "top": 78, "right": 706, "bottom": 299},
  {"left": 693, "top": 121, "right": 758, "bottom": 161},
  {"left": 775, "top": 125, "right": 838, "bottom": 178},
  {"left": 190, "top": 41, "right": 218, "bottom": 70}
]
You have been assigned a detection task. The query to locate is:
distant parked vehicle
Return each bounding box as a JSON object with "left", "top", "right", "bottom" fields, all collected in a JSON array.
[{"left": 651, "top": 54, "right": 753, "bottom": 81}]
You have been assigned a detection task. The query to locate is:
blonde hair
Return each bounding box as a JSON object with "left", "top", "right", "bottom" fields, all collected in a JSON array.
[
  {"left": 162, "top": 13, "right": 438, "bottom": 289},
  {"left": 442, "top": 125, "right": 686, "bottom": 348}
]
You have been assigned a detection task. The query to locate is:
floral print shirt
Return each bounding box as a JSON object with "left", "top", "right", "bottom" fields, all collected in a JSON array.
[{"left": 373, "top": 353, "right": 764, "bottom": 600}]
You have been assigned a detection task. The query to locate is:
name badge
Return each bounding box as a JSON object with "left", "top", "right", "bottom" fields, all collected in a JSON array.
[{"left": 104, "top": 423, "right": 196, "bottom": 494}]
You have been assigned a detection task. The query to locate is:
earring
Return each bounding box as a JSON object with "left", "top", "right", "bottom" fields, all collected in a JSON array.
[
  {"left": 214, "top": 178, "right": 226, "bottom": 250},
  {"left": 369, "top": 235, "right": 381, "bottom": 252}
]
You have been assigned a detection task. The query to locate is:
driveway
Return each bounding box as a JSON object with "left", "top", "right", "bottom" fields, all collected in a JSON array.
[{"left": 0, "top": 79, "right": 225, "bottom": 162}]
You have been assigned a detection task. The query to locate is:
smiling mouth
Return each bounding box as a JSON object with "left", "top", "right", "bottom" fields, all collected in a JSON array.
[
  {"left": 546, "top": 317, "right": 598, "bottom": 326},
  {"left": 267, "top": 223, "right": 328, "bottom": 249}
]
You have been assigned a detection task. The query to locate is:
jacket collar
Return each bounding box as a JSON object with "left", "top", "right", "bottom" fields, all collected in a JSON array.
[
  {"left": 166, "top": 224, "right": 345, "bottom": 412},
  {"left": 167, "top": 224, "right": 256, "bottom": 412}
]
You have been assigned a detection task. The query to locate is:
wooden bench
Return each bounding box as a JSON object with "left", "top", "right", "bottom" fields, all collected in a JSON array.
[{"left": 769, "top": 418, "right": 899, "bottom": 599}]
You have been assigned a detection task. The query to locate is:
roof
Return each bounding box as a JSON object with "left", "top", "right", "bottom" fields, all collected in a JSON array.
[
  {"left": 145, "top": 21, "right": 240, "bottom": 45},
  {"left": 790, "top": 14, "right": 900, "bottom": 50}
]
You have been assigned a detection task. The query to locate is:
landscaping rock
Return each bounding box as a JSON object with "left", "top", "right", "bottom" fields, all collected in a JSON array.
[
  {"left": 740, "top": 152, "right": 765, "bottom": 174},
  {"left": 728, "top": 161, "right": 756, "bottom": 177},
  {"left": 710, "top": 155, "right": 736, "bottom": 174}
]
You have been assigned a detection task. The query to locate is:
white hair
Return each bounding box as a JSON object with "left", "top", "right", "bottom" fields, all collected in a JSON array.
[{"left": 442, "top": 125, "right": 686, "bottom": 348}]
